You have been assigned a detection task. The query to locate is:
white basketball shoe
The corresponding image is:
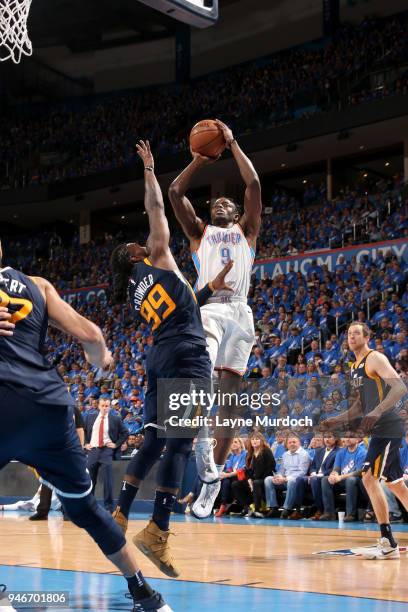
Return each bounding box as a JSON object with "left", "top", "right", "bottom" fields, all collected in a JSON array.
[
  {"left": 360, "top": 538, "right": 400, "bottom": 560},
  {"left": 191, "top": 438, "right": 221, "bottom": 519}
]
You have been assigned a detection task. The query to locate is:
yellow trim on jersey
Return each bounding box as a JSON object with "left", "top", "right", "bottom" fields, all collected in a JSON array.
[
  {"left": 186, "top": 280, "right": 198, "bottom": 303},
  {"left": 352, "top": 349, "right": 373, "bottom": 370},
  {"left": 365, "top": 368, "right": 384, "bottom": 401},
  {"left": 29, "top": 467, "right": 40, "bottom": 480},
  {"left": 143, "top": 258, "right": 152, "bottom": 266},
  {"left": 362, "top": 350, "right": 384, "bottom": 401},
  {"left": 373, "top": 454, "right": 383, "bottom": 478}
]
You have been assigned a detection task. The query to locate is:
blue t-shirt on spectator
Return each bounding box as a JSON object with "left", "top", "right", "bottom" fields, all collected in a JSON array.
[
  {"left": 224, "top": 450, "right": 247, "bottom": 472},
  {"left": 334, "top": 446, "right": 366, "bottom": 475}
]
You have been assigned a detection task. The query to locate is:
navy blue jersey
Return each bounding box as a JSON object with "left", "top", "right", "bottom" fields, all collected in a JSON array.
[
  {"left": 350, "top": 350, "right": 404, "bottom": 437},
  {"left": 128, "top": 258, "right": 206, "bottom": 346},
  {"left": 0, "top": 266, "right": 74, "bottom": 406}
]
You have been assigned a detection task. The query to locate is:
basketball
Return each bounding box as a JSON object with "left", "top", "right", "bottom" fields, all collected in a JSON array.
[{"left": 190, "top": 119, "right": 226, "bottom": 158}]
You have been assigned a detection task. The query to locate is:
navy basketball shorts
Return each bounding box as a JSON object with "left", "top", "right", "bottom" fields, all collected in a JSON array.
[
  {"left": 144, "top": 339, "right": 212, "bottom": 430},
  {"left": 0, "top": 385, "right": 91, "bottom": 498},
  {"left": 362, "top": 436, "right": 404, "bottom": 483}
]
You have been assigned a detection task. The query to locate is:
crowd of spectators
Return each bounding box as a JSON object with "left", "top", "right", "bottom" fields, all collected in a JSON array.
[
  {"left": 3, "top": 183, "right": 407, "bottom": 442},
  {"left": 3, "top": 176, "right": 407, "bottom": 283},
  {"left": 1, "top": 14, "right": 407, "bottom": 189},
  {"left": 209, "top": 430, "right": 408, "bottom": 522},
  {"left": 258, "top": 175, "right": 407, "bottom": 258}
]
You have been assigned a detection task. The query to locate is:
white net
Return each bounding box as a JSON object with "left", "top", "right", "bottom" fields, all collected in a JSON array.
[{"left": 0, "top": 0, "right": 33, "bottom": 64}]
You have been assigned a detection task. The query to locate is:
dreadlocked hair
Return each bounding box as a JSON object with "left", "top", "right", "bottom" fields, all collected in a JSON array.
[{"left": 110, "top": 243, "right": 133, "bottom": 304}]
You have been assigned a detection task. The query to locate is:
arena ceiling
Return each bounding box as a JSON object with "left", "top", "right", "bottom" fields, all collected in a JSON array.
[{"left": 28, "top": 0, "right": 239, "bottom": 53}]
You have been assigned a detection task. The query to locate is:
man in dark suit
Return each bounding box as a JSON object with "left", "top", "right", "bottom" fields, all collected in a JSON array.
[
  {"left": 290, "top": 433, "right": 339, "bottom": 519},
  {"left": 84, "top": 397, "right": 128, "bottom": 512}
]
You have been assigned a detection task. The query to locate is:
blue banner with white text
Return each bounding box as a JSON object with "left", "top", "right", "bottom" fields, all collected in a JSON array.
[{"left": 253, "top": 238, "right": 408, "bottom": 279}]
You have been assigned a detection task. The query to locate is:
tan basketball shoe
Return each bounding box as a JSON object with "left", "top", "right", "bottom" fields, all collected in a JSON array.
[
  {"left": 133, "top": 519, "right": 180, "bottom": 577},
  {"left": 112, "top": 507, "right": 128, "bottom": 534}
]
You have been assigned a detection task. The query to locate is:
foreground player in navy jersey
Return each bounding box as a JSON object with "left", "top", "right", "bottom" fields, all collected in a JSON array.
[
  {"left": 0, "top": 245, "right": 172, "bottom": 611},
  {"left": 322, "top": 322, "right": 408, "bottom": 559},
  {"left": 111, "top": 141, "right": 232, "bottom": 578}
]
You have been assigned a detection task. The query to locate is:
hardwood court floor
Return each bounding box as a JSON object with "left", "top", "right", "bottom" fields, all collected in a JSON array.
[{"left": 1, "top": 513, "right": 408, "bottom": 606}]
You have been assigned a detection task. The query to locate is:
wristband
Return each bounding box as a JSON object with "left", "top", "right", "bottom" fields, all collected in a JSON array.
[{"left": 145, "top": 166, "right": 154, "bottom": 172}]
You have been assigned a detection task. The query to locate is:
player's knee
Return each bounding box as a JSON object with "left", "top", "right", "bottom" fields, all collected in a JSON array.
[
  {"left": 386, "top": 479, "right": 402, "bottom": 492},
  {"left": 61, "top": 493, "right": 100, "bottom": 528},
  {"left": 362, "top": 464, "right": 374, "bottom": 486},
  {"left": 62, "top": 494, "right": 126, "bottom": 556},
  {"left": 125, "top": 474, "right": 140, "bottom": 487}
]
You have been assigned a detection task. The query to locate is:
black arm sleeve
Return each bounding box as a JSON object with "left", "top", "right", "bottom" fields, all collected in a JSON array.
[{"left": 195, "top": 283, "right": 214, "bottom": 307}]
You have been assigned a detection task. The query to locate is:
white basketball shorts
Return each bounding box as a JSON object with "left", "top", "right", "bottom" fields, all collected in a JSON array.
[{"left": 200, "top": 300, "right": 255, "bottom": 376}]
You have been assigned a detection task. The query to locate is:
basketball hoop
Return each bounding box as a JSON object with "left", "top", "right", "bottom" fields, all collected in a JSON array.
[{"left": 0, "top": 0, "right": 33, "bottom": 64}]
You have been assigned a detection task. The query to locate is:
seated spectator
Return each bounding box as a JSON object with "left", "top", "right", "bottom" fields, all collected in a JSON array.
[
  {"left": 266, "top": 336, "right": 287, "bottom": 364},
  {"left": 305, "top": 340, "right": 320, "bottom": 363},
  {"left": 304, "top": 386, "right": 322, "bottom": 419},
  {"left": 331, "top": 389, "right": 348, "bottom": 412},
  {"left": 264, "top": 434, "right": 310, "bottom": 518},
  {"left": 247, "top": 347, "right": 268, "bottom": 375},
  {"left": 313, "top": 353, "right": 331, "bottom": 376},
  {"left": 121, "top": 433, "right": 144, "bottom": 457},
  {"left": 306, "top": 433, "right": 324, "bottom": 459},
  {"left": 231, "top": 433, "right": 275, "bottom": 518},
  {"left": 293, "top": 433, "right": 340, "bottom": 520},
  {"left": 270, "top": 431, "right": 287, "bottom": 470},
  {"left": 290, "top": 401, "right": 312, "bottom": 423},
  {"left": 320, "top": 398, "right": 339, "bottom": 421},
  {"left": 272, "top": 355, "right": 293, "bottom": 379},
  {"left": 301, "top": 315, "right": 319, "bottom": 343},
  {"left": 320, "top": 436, "right": 367, "bottom": 521},
  {"left": 215, "top": 438, "right": 247, "bottom": 517},
  {"left": 285, "top": 326, "right": 302, "bottom": 360}
]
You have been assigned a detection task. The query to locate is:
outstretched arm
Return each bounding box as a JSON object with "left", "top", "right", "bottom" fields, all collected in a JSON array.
[
  {"left": 30, "top": 277, "right": 112, "bottom": 369},
  {"left": 195, "top": 260, "right": 234, "bottom": 306},
  {"left": 168, "top": 154, "right": 208, "bottom": 246},
  {"left": 216, "top": 120, "right": 262, "bottom": 246},
  {"left": 136, "top": 140, "right": 176, "bottom": 270}
]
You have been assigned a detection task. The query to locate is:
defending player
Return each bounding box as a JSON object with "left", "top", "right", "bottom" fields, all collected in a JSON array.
[
  {"left": 111, "top": 141, "right": 232, "bottom": 577},
  {"left": 0, "top": 248, "right": 171, "bottom": 611},
  {"left": 168, "top": 120, "right": 262, "bottom": 518},
  {"left": 321, "top": 322, "right": 408, "bottom": 559}
]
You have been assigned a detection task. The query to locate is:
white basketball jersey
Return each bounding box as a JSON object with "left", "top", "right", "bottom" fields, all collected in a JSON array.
[{"left": 193, "top": 223, "right": 255, "bottom": 300}]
